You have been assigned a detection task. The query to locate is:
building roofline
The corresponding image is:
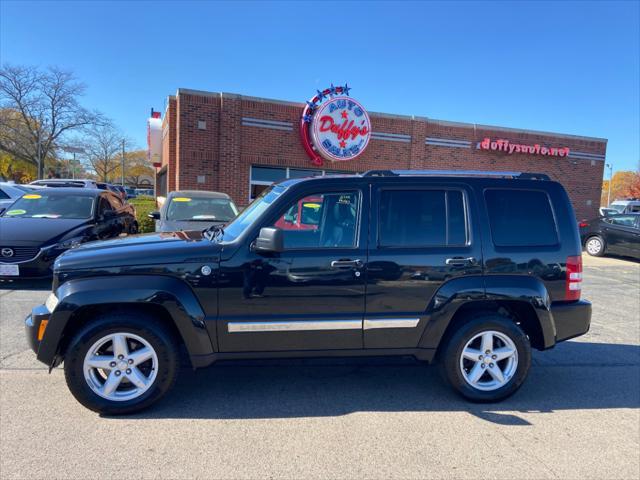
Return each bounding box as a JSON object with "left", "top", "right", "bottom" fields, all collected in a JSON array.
[{"left": 174, "top": 88, "right": 608, "bottom": 144}]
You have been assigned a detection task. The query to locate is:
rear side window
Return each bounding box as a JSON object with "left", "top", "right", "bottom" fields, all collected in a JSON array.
[
  {"left": 379, "top": 189, "right": 467, "bottom": 247},
  {"left": 485, "top": 189, "right": 558, "bottom": 247}
]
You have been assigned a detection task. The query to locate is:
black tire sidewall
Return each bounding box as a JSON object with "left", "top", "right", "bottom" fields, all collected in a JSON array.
[
  {"left": 441, "top": 316, "right": 531, "bottom": 402},
  {"left": 64, "top": 314, "right": 178, "bottom": 415}
]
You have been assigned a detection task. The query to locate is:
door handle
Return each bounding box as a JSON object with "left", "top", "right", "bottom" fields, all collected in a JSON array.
[
  {"left": 330, "top": 259, "right": 363, "bottom": 269},
  {"left": 445, "top": 257, "right": 476, "bottom": 266}
]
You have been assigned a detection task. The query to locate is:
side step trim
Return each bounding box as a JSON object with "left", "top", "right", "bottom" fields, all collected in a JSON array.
[{"left": 364, "top": 318, "right": 420, "bottom": 330}]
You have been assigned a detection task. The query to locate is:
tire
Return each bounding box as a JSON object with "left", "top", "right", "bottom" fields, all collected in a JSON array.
[
  {"left": 439, "top": 314, "right": 531, "bottom": 402},
  {"left": 63, "top": 312, "right": 179, "bottom": 415},
  {"left": 585, "top": 235, "right": 605, "bottom": 257}
]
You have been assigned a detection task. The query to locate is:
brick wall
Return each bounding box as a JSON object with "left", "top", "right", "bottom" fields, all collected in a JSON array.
[{"left": 158, "top": 89, "right": 606, "bottom": 220}]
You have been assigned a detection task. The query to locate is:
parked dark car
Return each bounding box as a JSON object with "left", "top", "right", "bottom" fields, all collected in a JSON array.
[
  {"left": 96, "top": 182, "right": 125, "bottom": 199},
  {"left": 25, "top": 170, "right": 591, "bottom": 414},
  {"left": 150, "top": 190, "right": 238, "bottom": 232},
  {"left": 0, "top": 188, "right": 137, "bottom": 279},
  {"left": 580, "top": 213, "right": 640, "bottom": 259}
]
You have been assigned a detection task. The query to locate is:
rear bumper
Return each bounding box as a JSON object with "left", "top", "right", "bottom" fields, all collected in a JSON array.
[{"left": 551, "top": 299, "right": 592, "bottom": 343}]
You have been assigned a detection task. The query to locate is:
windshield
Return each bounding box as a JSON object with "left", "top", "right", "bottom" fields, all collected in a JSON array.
[
  {"left": 166, "top": 196, "right": 239, "bottom": 222},
  {"left": 222, "top": 185, "right": 286, "bottom": 241},
  {"left": 1, "top": 193, "right": 94, "bottom": 219},
  {"left": 609, "top": 203, "right": 627, "bottom": 213}
]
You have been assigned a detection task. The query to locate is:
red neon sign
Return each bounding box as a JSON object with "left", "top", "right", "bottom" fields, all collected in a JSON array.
[{"left": 478, "top": 138, "right": 570, "bottom": 157}]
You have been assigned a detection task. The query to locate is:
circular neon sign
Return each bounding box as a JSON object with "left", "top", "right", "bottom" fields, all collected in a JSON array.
[{"left": 300, "top": 84, "right": 371, "bottom": 166}]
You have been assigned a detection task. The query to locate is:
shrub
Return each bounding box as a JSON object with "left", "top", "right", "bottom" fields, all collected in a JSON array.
[{"left": 129, "top": 196, "right": 157, "bottom": 233}]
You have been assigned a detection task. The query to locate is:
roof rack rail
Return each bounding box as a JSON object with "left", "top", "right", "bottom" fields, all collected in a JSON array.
[{"left": 361, "top": 169, "right": 550, "bottom": 180}]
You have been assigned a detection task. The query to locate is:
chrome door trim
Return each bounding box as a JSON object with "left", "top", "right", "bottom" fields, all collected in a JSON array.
[
  {"left": 363, "top": 318, "right": 420, "bottom": 330},
  {"left": 228, "top": 319, "right": 363, "bottom": 333}
]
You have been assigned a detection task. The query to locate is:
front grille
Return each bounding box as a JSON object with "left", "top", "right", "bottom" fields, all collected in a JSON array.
[{"left": 0, "top": 246, "right": 41, "bottom": 263}]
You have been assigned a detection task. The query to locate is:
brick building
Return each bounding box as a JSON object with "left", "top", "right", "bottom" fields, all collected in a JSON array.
[{"left": 156, "top": 88, "right": 607, "bottom": 219}]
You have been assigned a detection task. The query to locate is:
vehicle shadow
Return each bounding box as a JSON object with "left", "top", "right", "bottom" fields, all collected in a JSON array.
[
  {"left": 0, "top": 279, "right": 51, "bottom": 291},
  {"left": 112, "top": 341, "right": 640, "bottom": 424}
]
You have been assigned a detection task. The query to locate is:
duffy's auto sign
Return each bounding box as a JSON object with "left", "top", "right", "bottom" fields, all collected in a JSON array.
[{"left": 301, "top": 84, "right": 371, "bottom": 166}]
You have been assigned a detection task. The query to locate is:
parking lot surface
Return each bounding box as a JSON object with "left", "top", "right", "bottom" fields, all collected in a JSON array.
[{"left": 1, "top": 255, "right": 639, "bottom": 479}]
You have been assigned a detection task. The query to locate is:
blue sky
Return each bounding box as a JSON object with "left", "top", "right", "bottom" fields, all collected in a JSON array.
[{"left": 1, "top": 1, "right": 638, "bottom": 174}]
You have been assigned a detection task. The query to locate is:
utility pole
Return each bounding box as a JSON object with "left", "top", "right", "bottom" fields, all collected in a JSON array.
[
  {"left": 606, "top": 163, "right": 613, "bottom": 206},
  {"left": 37, "top": 135, "right": 42, "bottom": 179},
  {"left": 121, "top": 139, "right": 126, "bottom": 186}
]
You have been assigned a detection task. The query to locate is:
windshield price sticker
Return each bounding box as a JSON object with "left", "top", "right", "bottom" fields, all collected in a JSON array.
[{"left": 6, "top": 209, "right": 26, "bottom": 216}]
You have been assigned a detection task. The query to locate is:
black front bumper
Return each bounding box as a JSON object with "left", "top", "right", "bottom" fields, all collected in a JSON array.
[
  {"left": 0, "top": 253, "right": 55, "bottom": 280},
  {"left": 551, "top": 299, "right": 592, "bottom": 343},
  {"left": 25, "top": 303, "right": 52, "bottom": 357}
]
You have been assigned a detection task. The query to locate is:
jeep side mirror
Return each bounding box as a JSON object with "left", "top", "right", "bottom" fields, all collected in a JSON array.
[
  {"left": 252, "top": 227, "right": 284, "bottom": 254},
  {"left": 148, "top": 211, "right": 161, "bottom": 220}
]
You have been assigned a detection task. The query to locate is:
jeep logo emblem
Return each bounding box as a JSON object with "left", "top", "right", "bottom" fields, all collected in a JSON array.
[{"left": 1, "top": 248, "right": 14, "bottom": 258}]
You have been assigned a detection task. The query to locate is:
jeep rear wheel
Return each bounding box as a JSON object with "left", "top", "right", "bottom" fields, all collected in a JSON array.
[
  {"left": 64, "top": 313, "right": 179, "bottom": 414},
  {"left": 440, "top": 315, "right": 531, "bottom": 402}
]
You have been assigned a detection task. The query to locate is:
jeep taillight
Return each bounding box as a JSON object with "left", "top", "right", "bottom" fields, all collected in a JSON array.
[{"left": 566, "top": 255, "right": 582, "bottom": 301}]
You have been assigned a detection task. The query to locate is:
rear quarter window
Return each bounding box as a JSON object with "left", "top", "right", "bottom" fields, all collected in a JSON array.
[{"left": 484, "top": 189, "right": 558, "bottom": 247}]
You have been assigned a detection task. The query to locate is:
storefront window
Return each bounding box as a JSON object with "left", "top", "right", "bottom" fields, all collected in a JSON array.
[{"left": 249, "top": 165, "right": 352, "bottom": 200}]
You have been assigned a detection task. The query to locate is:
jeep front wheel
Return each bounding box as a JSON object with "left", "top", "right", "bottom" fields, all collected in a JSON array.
[
  {"left": 440, "top": 315, "right": 531, "bottom": 402},
  {"left": 63, "top": 313, "right": 179, "bottom": 414}
]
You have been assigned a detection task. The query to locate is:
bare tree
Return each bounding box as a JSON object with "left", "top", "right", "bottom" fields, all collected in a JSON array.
[
  {"left": 82, "top": 122, "right": 127, "bottom": 182},
  {"left": 0, "top": 64, "right": 101, "bottom": 179}
]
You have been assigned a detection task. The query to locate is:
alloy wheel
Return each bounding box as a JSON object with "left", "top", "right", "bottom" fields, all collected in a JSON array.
[
  {"left": 459, "top": 330, "right": 518, "bottom": 391},
  {"left": 586, "top": 237, "right": 603, "bottom": 255},
  {"left": 82, "top": 332, "right": 158, "bottom": 402}
]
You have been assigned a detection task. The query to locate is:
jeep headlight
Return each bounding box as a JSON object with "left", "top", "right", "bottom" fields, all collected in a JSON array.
[{"left": 45, "top": 293, "right": 58, "bottom": 313}]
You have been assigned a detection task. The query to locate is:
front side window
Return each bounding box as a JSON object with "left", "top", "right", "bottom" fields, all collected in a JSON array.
[
  {"left": 2, "top": 193, "right": 94, "bottom": 219},
  {"left": 378, "top": 189, "right": 467, "bottom": 247},
  {"left": 272, "top": 191, "right": 360, "bottom": 249},
  {"left": 607, "top": 215, "right": 638, "bottom": 228},
  {"left": 485, "top": 189, "right": 558, "bottom": 247}
]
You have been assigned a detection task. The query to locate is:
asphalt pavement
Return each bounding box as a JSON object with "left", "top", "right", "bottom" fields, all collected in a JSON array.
[{"left": 0, "top": 255, "right": 639, "bottom": 479}]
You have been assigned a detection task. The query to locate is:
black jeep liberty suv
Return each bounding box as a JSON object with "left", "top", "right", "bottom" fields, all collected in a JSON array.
[{"left": 26, "top": 170, "right": 591, "bottom": 414}]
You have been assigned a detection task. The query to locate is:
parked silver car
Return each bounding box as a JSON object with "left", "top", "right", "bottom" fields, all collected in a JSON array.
[
  {"left": 29, "top": 178, "right": 98, "bottom": 188},
  {"left": 150, "top": 190, "right": 238, "bottom": 232},
  {"left": 0, "top": 182, "right": 35, "bottom": 211}
]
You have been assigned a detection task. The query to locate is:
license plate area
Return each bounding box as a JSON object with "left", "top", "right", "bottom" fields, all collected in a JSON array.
[{"left": 0, "top": 264, "right": 19, "bottom": 276}]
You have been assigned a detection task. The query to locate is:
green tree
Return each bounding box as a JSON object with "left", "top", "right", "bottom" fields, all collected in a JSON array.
[
  {"left": 601, "top": 170, "right": 640, "bottom": 206},
  {"left": 0, "top": 65, "right": 102, "bottom": 179}
]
